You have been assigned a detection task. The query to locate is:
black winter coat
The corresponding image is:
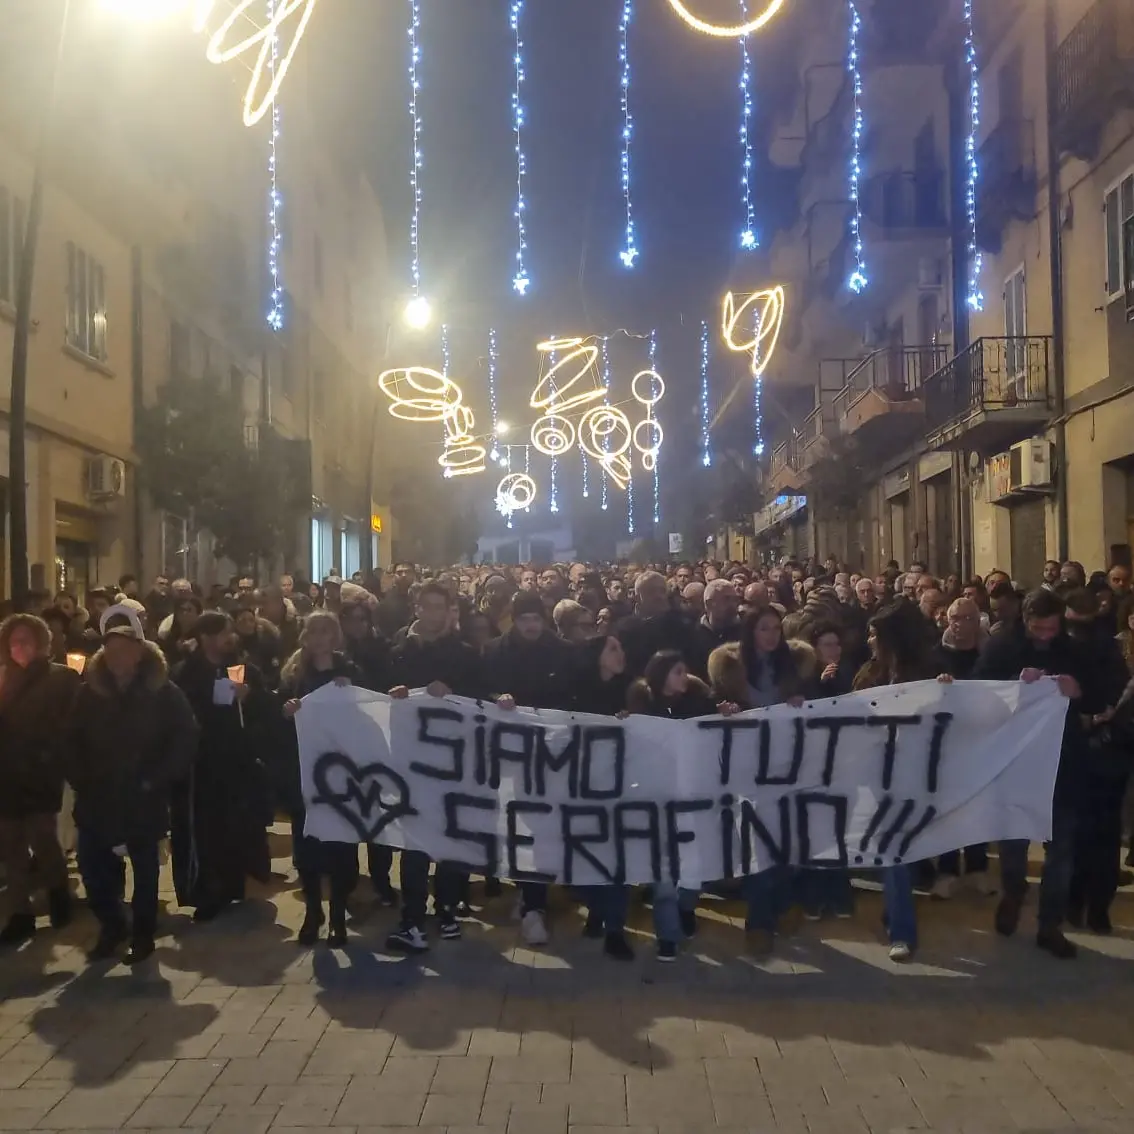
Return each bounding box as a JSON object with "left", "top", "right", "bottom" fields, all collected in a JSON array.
[
  {"left": 65, "top": 643, "right": 199, "bottom": 844},
  {"left": 0, "top": 659, "right": 81, "bottom": 818},
  {"left": 482, "top": 630, "right": 578, "bottom": 710},
  {"left": 344, "top": 633, "right": 392, "bottom": 692},
  {"left": 388, "top": 631, "right": 485, "bottom": 698},
  {"left": 615, "top": 608, "right": 696, "bottom": 678}
]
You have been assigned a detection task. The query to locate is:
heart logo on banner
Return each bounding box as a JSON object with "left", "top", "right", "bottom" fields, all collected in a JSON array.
[{"left": 310, "top": 751, "right": 418, "bottom": 843}]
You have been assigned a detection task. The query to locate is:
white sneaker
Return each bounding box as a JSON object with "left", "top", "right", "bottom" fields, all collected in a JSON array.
[
  {"left": 888, "top": 941, "right": 913, "bottom": 963},
  {"left": 521, "top": 910, "right": 549, "bottom": 946},
  {"left": 966, "top": 870, "right": 998, "bottom": 896},
  {"left": 930, "top": 876, "right": 957, "bottom": 900}
]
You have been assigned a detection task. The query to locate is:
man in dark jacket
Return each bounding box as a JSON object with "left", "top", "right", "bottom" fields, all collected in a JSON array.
[
  {"left": 690, "top": 579, "right": 741, "bottom": 680},
  {"left": 481, "top": 590, "right": 580, "bottom": 945},
  {"left": 971, "top": 588, "right": 1099, "bottom": 959},
  {"left": 615, "top": 571, "right": 694, "bottom": 677},
  {"left": 378, "top": 562, "right": 416, "bottom": 638},
  {"left": 66, "top": 606, "right": 198, "bottom": 965},
  {"left": 386, "top": 582, "right": 484, "bottom": 953},
  {"left": 0, "top": 614, "right": 82, "bottom": 945}
]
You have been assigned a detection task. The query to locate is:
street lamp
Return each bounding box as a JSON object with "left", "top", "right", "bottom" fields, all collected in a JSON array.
[
  {"left": 403, "top": 294, "right": 433, "bottom": 331},
  {"left": 496, "top": 420, "right": 510, "bottom": 436}
]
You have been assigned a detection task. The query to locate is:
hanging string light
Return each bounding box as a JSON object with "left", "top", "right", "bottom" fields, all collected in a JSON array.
[
  {"left": 846, "top": 1, "right": 867, "bottom": 294},
  {"left": 407, "top": 0, "right": 424, "bottom": 295},
  {"left": 738, "top": 1, "right": 757, "bottom": 250},
  {"left": 582, "top": 452, "right": 589, "bottom": 499},
  {"left": 548, "top": 342, "right": 559, "bottom": 515},
  {"left": 487, "top": 328, "right": 501, "bottom": 461},
  {"left": 700, "top": 320, "right": 712, "bottom": 467},
  {"left": 600, "top": 337, "right": 611, "bottom": 511},
  {"left": 509, "top": 1, "right": 530, "bottom": 295},
  {"left": 649, "top": 330, "right": 661, "bottom": 524},
  {"left": 618, "top": 0, "right": 639, "bottom": 268},
  {"left": 752, "top": 310, "right": 765, "bottom": 456},
  {"left": 963, "top": 0, "right": 983, "bottom": 311},
  {"left": 265, "top": 0, "right": 284, "bottom": 330}
]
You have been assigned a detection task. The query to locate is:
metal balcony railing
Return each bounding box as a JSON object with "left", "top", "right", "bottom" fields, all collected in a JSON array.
[
  {"left": 923, "top": 337, "right": 1053, "bottom": 432},
  {"left": 1053, "top": 0, "right": 1134, "bottom": 156},
  {"left": 830, "top": 346, "right": 951, "bottom": 421},
  {"left": 771, "top": 435, "right": 803, "bottom": 476}
]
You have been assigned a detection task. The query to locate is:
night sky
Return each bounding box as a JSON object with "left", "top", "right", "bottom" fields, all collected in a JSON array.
[{"left": 307, "top": 0, "right": 804, "bottom": 543}]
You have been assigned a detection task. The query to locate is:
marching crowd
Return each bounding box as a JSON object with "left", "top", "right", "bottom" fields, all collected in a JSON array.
[{"left": 1, "top": 554, "right": 1132, "bottom": 968}]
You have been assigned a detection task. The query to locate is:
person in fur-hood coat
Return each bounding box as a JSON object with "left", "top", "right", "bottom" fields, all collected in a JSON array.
[{"left": 707, "top": 607, "right": 819, "bottom": 710}]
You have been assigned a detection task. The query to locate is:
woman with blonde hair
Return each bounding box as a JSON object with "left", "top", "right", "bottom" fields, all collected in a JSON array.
[{"left": 277, "top": 611, "right": 360, "bottom": 948}]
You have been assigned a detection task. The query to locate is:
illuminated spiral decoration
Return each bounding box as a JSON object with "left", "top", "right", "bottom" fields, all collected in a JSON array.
[
  {"left": 438, "top": 402, "right": 486, "bottom": 479},
  {"left": 579, "top": 405, "right": 633, "bottom": 491},
  {"left": 378, "top": 367, "right": 463, "bottom": 422},
  {"left": 530, "top": 414, "right": 577, "bottom": 457},
  {"left": 531, "top": 337, "right": 606, "bottom": 413},
  {"left": 496, "top": 472, "right": 537, "bottom": 517},
  {"left": 631, "top": 368, "right": 665, "bottom": 473},
  {"left": 722, "top": 286, "right": 785, "bottom": 379}
]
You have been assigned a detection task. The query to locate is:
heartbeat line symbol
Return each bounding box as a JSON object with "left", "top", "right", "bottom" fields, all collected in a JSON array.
[{"left": 191, "top": 0, "right": 319, "bottom": 127}]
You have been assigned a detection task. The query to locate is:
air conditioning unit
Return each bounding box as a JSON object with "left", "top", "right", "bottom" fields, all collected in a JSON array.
[
  {"left": 1009, "top": 438, "right": 1053, "bottom": 493},
  {"left": 86, "top": 456, "right": 126, "bottom": 500},
  {"left": 918, "top": 256, "right": 944, "bottom": 289}
]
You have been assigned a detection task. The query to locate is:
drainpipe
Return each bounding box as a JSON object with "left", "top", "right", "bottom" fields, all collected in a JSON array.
[
  {"left": 130, "top": 245, "right": 144, "bottom": 576},
  {"left": 1044, "top": 0, "right": 1070, "bottom": 561}
]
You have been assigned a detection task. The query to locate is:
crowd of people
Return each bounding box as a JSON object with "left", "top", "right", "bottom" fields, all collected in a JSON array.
[{"left": 1, "top": 553, "right": 1132, "bottom": 968}]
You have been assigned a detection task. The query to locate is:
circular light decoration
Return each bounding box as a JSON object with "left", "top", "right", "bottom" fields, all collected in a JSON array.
[
  {"left": 631, "top": 368, "right": 665, "bottom": 408},
  {"left": 439, "top": 404, "right": 486, "bottom": 479},
  {"left": 377, "top": 367, "right": 462, "bottom": 422},
  {"left": 496, "top": 472, "right": 537, "bottom": 517},
  {"left": 666, "top": 0, "right": 785, "bottom": 37},
  {"left": 722, "top": 286, "right": 786, "bottom": 379},
  {"left": 530, "top": 414, "right": 577, "bottom": 457},
  {"left": 531, "top": 338, "right": 605, "bottom": 413},
  {"left": 630, "top": 368, "right": 665, "bottom": 473},
  {"left": 579, "top": 405, "right": 633, "bottom": 491}
]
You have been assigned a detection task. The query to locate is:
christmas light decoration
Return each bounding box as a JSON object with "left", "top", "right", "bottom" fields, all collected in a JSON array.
[
  {"left": 665, "top": 0, "right": 785, "bottom": 37},
  {"left": 497, "top": 472, "right": 537, "bottom": 518},
  {"left": 531, "top": 415, "right": 577, "bottom": 457},
  {"left": 722, "top": 287, "right": 785, "bottom": 380},
  {"left": 510, "top": 1, "right": 530, "bottom": 295},
  {"left": 579, "top": 406, "right": 632, "bottom": 492},
  {"left": 407, "top": 0, "right": 424, "bottom": 295},
  {"left": 648, "top": 330, "right": 662, "bottom": 524},
  {"left": 439, "top": 408, "right": 487, "bottom": 479},
  {"left": 377, "top": 367, "right": 463, "bottom": 422},
  {"left": 487, "top": 328, "right": 501, "bottom": 460},
  {"left": 738, "top": 1, "right": 757, "bottom": 250},
  {"left": 618, "top": 0, "right": 638, "bottom": 268},
  {"left": 631, "top": 370, "right": 665, "bottom": 474},
  {"left": 846, "top": 1, "right": 867, "bottom": 294},
  {"left": 600, "top": 337, "right": 611, "bottom": 510},
  {"left": 963, "top": 0, "right": 983, "bottom": 311},
  {"left": 265, "top": 0, "right": 283, "bottom": 330},
  {"left": 582, "top": 452, "right": 589, "bottom": 499},
  {"left": 531, "top": 338, "right": 605, "bottom": 413},
  {"left": 699, "top": 319, "right": 712, "bottom": 467}
]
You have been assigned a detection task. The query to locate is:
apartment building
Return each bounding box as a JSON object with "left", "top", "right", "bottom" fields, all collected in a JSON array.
[
  {"left": 752, "top": 0, "right": 1134, "bottom": 587},
  {"left": 756, "top": 0, "right": 958, "bottom": 574},
  {"left": 0, "top": 8, "right": 396, "bottom": 599}
]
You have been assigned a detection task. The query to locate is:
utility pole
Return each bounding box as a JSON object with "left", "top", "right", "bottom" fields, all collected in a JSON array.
[{"left": 8, "top": 0, "right": 71, "bottom": 610}]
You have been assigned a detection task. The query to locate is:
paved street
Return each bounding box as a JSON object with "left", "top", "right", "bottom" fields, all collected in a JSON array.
[{"left": 3, "top": 834, "right": 1134, "bottom": 1133}]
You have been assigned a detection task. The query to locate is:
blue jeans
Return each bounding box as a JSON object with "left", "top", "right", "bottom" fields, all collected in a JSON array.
[
  {"left": 77, "top": 829, "right": 161, "bottom": 939},
  {"left": 652, "top": 882, "right": 699, "bottom": 944},
  {"left": 800, "top": 869, "right": 854, "bottom": 916},
  {"left": 882, "top": 864, "right": 917, "bottom": 947},
  {"left": 581, "top": 886, "right": 629, "bottom": 933},
  {"left": 742, "top": 866, "right": 792, "bottom": 931},
  {"left": 1000, "top": 805, "right": 1076, "bottom": 932}
]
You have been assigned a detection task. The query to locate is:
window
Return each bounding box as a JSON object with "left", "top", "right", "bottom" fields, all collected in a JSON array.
[
  {"left": 1004, "top": 266, "right": 1026, "bottom": 380},
  {"left": 65, "top": 241, "right": 107, "bottom": 361},
  {"left": 1105, "top": 172, "right": 1134, "bottom": 298},
  {"left": 0, "top": 187, "right": 26, "bottom": 305}
]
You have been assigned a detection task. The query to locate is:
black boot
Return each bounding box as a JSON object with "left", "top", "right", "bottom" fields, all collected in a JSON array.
[
  {"left": 0, "top": 912, "right": 37, "bottom": 947},
  {"left": 124, "top": 936, "right": 156, "bottom": 965},
  {"left": 86, "top": 923, "right": 128, "bottom": 963},
  {"left": 327, "top": 900, "right": 348, "bottom": 949},
  {"left": 48, "top": 887, "right": 72, "bottom": 929}
]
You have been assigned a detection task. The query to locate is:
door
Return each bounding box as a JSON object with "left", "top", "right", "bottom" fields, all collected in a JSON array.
[{"left": 1004, "top": 267, "right": 1027, "bottom": 395}]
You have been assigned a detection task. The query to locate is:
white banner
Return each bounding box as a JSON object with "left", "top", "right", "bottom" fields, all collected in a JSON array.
[{"left": 296, "top": 680, "right": 1068, "bottom": 886}]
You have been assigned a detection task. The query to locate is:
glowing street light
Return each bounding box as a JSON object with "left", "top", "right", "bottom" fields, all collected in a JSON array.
[
  {"left": 496, "top": 420, "right": 511, "bottom": 436},
  {"left": 403, "top": 295, "right": 433, "bottom": 330}
]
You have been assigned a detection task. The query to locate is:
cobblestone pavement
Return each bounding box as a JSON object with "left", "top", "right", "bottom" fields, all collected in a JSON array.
[{"left": 3, "top": 834, "right": 1134, "bottom": 1133}]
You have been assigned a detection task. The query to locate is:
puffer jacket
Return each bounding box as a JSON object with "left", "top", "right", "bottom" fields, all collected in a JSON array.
[
  {"left": 0, "top": 659, "right": 81, "bottom": 818},
  {"left": 706, "top": 638, "right": 818, "bottom": 709},
  {"left": 65, "top": 641, "right": 199, "bottom": 844}
]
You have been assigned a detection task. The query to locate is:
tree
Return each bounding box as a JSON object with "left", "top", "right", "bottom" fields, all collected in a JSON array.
[{"left": 137, "top": 377, "right": 292, "bottom": 572}]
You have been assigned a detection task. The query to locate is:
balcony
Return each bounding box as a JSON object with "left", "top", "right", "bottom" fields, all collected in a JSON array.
[
  {"left": 833, "top": 345, "right": 951, "bottom": 446},
  {"left": 924, "top": 337, "right": 1053, "bottom": 453},
  {"left": 1052, "top": 0, "right": 1134, "bottom": 161},
  {"left": 798, "top": 402, "right": 839, "bottom": 470},
  {"left": 862, "top": 170, "right": 949, "bottom": 238},
  {"left": 975, "top": 119, "right": 1037, "bottom": 253},
  {"left": 770, "top": 435, "right": 806, "bottom": 494}
]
